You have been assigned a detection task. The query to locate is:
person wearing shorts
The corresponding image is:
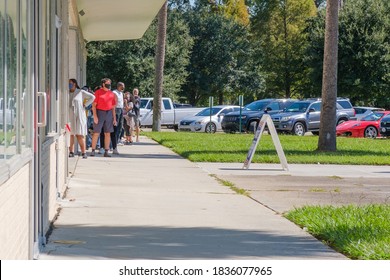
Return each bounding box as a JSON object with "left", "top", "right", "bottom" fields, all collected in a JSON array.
[{"left": 90, "top": 78, "right": 117, "bottom": 157}]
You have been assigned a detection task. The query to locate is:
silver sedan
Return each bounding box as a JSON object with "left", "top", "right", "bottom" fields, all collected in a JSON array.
[{"left": 178, "top": 105, "right": 240, "bottom": 133}]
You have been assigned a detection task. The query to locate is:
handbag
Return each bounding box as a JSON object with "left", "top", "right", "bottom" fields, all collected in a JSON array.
[{"left": 127, "top": 110, "right": 136, "bottom": 117}]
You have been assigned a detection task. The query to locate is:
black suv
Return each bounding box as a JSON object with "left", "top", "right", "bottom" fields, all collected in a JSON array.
[
  {"left": 380, "top": 115, "right": 390, "bottom": 137},
  {"left": 221, "top": 98, "right": 297, "bottom": 133}
]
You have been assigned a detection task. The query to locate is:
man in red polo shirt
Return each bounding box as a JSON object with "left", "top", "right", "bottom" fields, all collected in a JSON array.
[{"left": 90, "top": 78, "right": 117, "bottom": 157}]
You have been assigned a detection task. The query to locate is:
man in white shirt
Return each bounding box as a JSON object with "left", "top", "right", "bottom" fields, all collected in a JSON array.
[{"left": 113, "top": 82, "right": 125, "bottom": 151}]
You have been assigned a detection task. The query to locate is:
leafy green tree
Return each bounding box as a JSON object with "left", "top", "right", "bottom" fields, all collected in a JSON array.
[
  {"left": 223, "top": 0, "right": 250, "bottom": 26},
  {"left": 304, "top": 0, "right": 390, "bottom": 108},
  {"left": 86, "top": 8, "right": 193, "bottom": 101},
  {"left": 182, "top": 8, "right": 263, "bottom": 105},
  {"left": 251, "top": 0, "right": 317, "bottom": 98},
  {"left": 338, "top": 0, "right": 390, "bottom": 107}
]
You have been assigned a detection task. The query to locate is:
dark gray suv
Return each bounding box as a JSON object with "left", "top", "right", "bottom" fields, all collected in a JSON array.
[
  {"left": 221, "top": 98, "right": 297, "bottom": 133},
  {"left": 271, "top": 99, "right": 353, "bottom": 136}
]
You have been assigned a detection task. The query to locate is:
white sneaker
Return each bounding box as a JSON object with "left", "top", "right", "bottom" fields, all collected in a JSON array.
[
  {"left": 113, "top": 148, "right": 119, "bottom": 155},
  {"left": 117, "top": 141, "right": 124, "bottom": 146}
]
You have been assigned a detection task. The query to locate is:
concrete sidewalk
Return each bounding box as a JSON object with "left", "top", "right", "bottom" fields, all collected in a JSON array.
[{"left": 39, "top": 136, "right": 347, "bottom": 260}]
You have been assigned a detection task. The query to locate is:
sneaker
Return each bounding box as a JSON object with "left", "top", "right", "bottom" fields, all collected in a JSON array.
[
  {"left": 69, "top": 152, "right": 75, "bottom": 158},
  {"left": 113, "top": 148, "right": 119, "bottom": 155},
  {"left": 104, "top": 151, "right": 111, "bottom": 157},
  {"left": 98, "top": 148, "right": 104, "bottom": 154},
  {"left": 90, "top": 150, "right": 95, "bottom": 157},
  {"left": 82, "top": 153, "right": 87, "bottom": 159},
  {"left": 117, "top": 141, "right": 124, "bottom": 146}
]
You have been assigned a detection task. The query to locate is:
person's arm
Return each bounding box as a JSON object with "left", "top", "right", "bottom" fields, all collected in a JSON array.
[
  {"left": 112, "top": 95, "right": 117, "bottom": 126},
  {"left": 92, "top": 102, "right": 98, "bottom": 124},
  {"left": 82, "top": 90, "right": 95, "bottom": 108}
]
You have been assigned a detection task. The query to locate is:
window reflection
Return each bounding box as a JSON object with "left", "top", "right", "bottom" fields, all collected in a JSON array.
[
  {"left": 0, "top": 0, "right": 29, "bottom": 160},
  {"left": 1, "top": 0, "right": 6, "bottom": 159}
]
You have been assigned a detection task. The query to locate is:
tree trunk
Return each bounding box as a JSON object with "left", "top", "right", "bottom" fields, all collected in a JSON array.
[
  {"left": 153, "top": 1, "right": 168, "bottom": 131},
  {"left": 318, "top": 0, "right": 339, "bottom": 152}
]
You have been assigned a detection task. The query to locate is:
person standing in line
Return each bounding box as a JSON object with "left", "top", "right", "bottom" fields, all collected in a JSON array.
[
  {"left": 123, "top": 91, "right": 135, "bottom": 144},
  {"left": 68, "top": 79, "right": 95, "bottom": 159},
  {"left": 90, "top": 78, "right": 117, "bottom": 157},
  {"left": 112, "top": 82, "right": 125, "bottom": 150},
  {"left": 132, "top": 88, "right": 141, "bottom": 142},
  {"left": 82, "top": 85, "right": 94, "bottom": 150}
]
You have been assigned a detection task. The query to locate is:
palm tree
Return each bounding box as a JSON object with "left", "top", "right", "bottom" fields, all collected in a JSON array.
[
  {"left": 153, "top": 1, "right": 168, "bottom": 131},
  {"left": 318, "top": 0, "right": 339, "bottom": 152}
]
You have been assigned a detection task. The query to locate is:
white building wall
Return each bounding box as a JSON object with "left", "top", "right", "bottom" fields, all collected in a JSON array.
[
  {"left": 0, "top": 164, "right": 30, "bottom": 259},
  {"left": 68, "top": 28, "right": 78, "bottom": 80}
]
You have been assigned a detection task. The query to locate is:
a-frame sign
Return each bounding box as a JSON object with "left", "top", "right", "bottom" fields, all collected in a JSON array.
[{"left": 243, "top": 114, "right": 289, "bottom": 171}]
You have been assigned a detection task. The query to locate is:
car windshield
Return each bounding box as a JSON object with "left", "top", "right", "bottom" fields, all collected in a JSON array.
[
  {"left": 361, "top": 112, "right": 385, "bottom": 121},
  {"left": 196, "top": 107, "right": 221, "bottom": 116},
  {"left": 243, "top": 101, "right": 269, "bottom": 111},
  {"left": 285, "top": 102, "right": 311, "bottom": 113}
]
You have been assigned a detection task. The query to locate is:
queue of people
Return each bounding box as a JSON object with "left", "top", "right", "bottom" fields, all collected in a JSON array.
[{"left": 68, "top": 77, "right": 141, "bottom": 159}]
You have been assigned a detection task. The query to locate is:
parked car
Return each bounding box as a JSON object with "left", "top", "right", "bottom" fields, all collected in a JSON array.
[
  {"left": 173, "top": 102, "right": 192, "bottom": 108},
  {"left": 0, "top": 97, "right": 15, "bottom": 129},
  {"left": 354, "top": 106, "right": 385, "bottom": 120},
  {"left": 380, "top": 114, "right": 390, "bottom": 137},
  {"left": 178, "top": 105, "right": 240, "bottom": 133},
  {"left": 139, "top": 97, "right": 204, "bottom": 129},
  {"left": 221, "top": 98, "right": 297, "bottom": 133},
  {"left": 336, "top": 98, "right": 357, "bottom": 120},
  {"left": 271, "top": 99, "right": 352, "bottom": 136},
  {"left": 336, "top": 111, "right": 390, "bottom": 138}
]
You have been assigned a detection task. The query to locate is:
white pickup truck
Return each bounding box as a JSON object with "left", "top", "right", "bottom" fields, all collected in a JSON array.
[{"left": 139, "top": 97, "right": 204, "bottom": 129}]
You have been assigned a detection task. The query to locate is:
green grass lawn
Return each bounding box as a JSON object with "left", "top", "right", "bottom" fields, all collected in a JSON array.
[
  {"left": 143, "top": 131, "right": 390, "bottom": 165},
  {"left": 285, "top": 204, "right": 390, "bottom": 260}
]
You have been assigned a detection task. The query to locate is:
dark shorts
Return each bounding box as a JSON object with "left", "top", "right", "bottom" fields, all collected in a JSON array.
[{"left": 93, "top": 109, "right": 114, "bottom": 133}]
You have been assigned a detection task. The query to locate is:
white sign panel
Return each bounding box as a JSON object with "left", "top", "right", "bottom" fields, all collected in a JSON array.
[{"left": 243, "top": 114, "right": 289, "bottom": 171}]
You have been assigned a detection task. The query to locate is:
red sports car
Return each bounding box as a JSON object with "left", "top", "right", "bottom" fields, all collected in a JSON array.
[{"left": 336, "top": 111, "right": 390, "bottom": 138}]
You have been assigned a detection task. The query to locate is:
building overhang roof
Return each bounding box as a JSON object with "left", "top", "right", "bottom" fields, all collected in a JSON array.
[{"left": 76, "top": 0, "right": 166, "bottom": 41}]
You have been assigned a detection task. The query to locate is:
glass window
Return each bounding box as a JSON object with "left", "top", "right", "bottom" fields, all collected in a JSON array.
[
  {"left": 2, "top": 0, "right": 18, "bottom": 159},
  {"left": 267, "top": 102, "right": 280, "bottom": 111},
  {"left": 163, "top": 99, "right": 171, "bottom": 110},
  {"left": 0, "top": 0, "right": 4, "bottom": 159},
  {"left": 310, "top": 102, "right": 322, "bottom": 112},
  {"left": 0, "top": 0, "right": 30, "bottom": 161}
]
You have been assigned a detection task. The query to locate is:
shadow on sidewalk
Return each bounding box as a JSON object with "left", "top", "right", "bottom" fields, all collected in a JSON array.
[{"left": 43, "top": 225, "right": 341, "bottom": 259}]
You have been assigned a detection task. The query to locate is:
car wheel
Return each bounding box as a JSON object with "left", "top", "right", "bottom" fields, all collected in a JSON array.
[
  {"left": 364, "top": 126, "right": 378, "bottom": 138},
  {"left": 248, "top": 120, "right": 258, "bottom": 133},
  {"left": 337, "top": 118, "right": 347, "bottom": 126},
  {"left": 293, "top": 122, "right": 305, "bottom": 136},
  {"left": 205, "top": 122, "right": 217, "bottom": 133}
]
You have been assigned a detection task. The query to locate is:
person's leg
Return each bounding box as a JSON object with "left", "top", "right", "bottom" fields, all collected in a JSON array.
[
  {"left": 115, "top": 110, "right": 123, "bottom": 144},
  {"left": 69, "top": 135, "right": 75, "bottom": 157},
  {"left": 104, "top": 132, "right": 111, "bottom": 157},
  {"left": 103, "top": 110, "right": 114, "bottom": 157},
  {"left": 134, "top": 117, "right": 140, "bottom": 142},
  {"left": 91, "top": 109, "right": 105, "bottom": 156},
  {"left": 90, "top": 133, "right": 100, "bottom": 156},
  {"left": 76, "top": 135, "right": 87, "bottom": 158},
  {"left": 111, "top": 131, "right": 117, "bottom": 150}
]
